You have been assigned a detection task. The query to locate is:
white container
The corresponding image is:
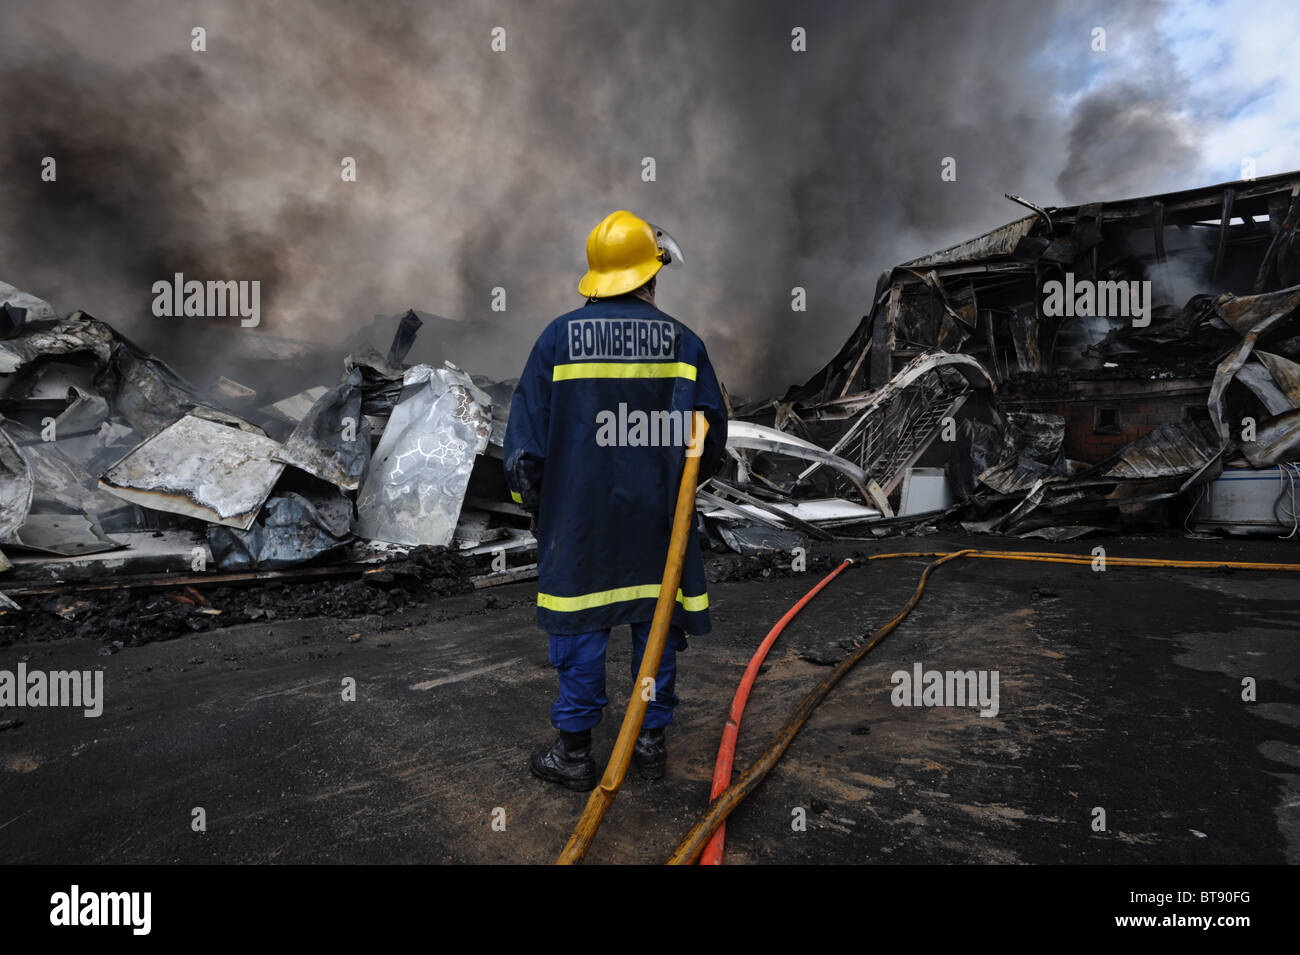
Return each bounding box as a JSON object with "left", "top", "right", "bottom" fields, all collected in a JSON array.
[
  {"left": 1193, "top": 465, "right": 1300, "bottom": 535},
  {"left": 899, "top": 467, "right": 954, "bottom": 517}
]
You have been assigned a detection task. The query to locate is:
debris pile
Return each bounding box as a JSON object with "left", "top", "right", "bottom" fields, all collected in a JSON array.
[
  {"left": 7, "top": 545, "right": 479, "bottom": 647},
  {"left": 710, "top": 170, "right": 1300, "bottom": 544},
  {"left": 0, "top": 286, "right": 529, "bottom": 631}
]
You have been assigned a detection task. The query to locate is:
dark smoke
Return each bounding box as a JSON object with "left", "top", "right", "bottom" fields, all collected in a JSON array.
[
  {"left": 0, "top": 0, "right": 1214, "bottom": 396},
  {"left": 1057, "top": 82, "right": 1201, "bottom": 201}
]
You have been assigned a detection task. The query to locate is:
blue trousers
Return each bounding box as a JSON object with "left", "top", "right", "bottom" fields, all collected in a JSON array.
[{"left": 548, "top": 623, "right": 688, "bottom": 732}]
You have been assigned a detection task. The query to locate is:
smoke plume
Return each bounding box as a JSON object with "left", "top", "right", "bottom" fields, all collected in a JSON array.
[{"left": 0, "top": 0, "right": 1221, "bottom": 396}]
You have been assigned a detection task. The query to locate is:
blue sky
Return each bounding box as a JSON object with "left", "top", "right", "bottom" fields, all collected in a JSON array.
[{"left": 1055, "top": 0, "right": 1300, "bottom": 188}]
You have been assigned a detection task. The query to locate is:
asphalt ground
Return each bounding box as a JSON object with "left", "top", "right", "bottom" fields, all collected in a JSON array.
[{"left": 2, "top": 530, "right": 1298, "bottom": 865}]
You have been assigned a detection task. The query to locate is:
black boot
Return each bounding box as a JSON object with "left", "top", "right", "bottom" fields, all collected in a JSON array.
[
  {"left": 632, "top": 727, "right": 667, "bottom": 780},
  {"left": 530, "top": 729, "right": 597, "bottom": 791}
]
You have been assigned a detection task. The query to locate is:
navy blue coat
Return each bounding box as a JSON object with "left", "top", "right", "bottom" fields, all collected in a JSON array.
[{"left": 504, "top": 296, "right": 728, "bottom": 636}]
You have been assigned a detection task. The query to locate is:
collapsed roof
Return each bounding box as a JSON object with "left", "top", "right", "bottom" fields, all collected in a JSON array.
[{"left": 725, "top": 171, "right": 1300, "bottom": 539}]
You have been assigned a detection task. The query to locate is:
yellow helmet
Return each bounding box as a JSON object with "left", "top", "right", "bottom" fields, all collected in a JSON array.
[{"left": 578, "top": 210, "right": 665, "bottom": 299}]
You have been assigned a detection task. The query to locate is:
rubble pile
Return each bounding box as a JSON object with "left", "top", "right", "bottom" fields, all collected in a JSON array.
[
  {"left": 703, "top": 547, "right": 840, "bottom": 584},
  {"left": 4, "top": 545, "right": 479, "bottom": 647},
  {"left": 0, "top": 287, "right": 527, "bottom": 631},
  {"left": 714, "top": 171, "right": 1300, "bottom": 543}
]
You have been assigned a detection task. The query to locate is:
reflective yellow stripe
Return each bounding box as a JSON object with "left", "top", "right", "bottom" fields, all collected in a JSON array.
[
  {"left": 553, "top": 362, "right": 697, "bottom": 382},
  {"left": 538, "top": 585, "right": 708, "bottom": 613},
  {"left": 509, "top": 489, "right": 523, "bottom": 504}
]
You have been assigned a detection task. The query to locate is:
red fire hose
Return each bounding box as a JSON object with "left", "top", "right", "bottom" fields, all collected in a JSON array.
[{"left": 700, "top": 558, "right": 855, "bottom": 864}]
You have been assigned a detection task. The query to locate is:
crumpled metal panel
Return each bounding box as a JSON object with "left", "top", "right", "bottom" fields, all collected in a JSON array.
[
  {"left": 950, "top": 418, "right": 1004, "bottom": 494},
  {"left": 261, "top": 386, "right": 328, "bottom": 426},
  {"left": 717, "top": 525, "right": 807, "bottom": 555},
  {"left": 1215, "top": 285, "right": 1300, "bottom": 337},
  {"left": 1103, "top": 420, "right": 1221, "bottom": 479},
  {"left": 702, "top": 496, "right": 881, "bottom": 525},
  {"left": 99, "top": 414, "right": 285, "bottom": 529},
  {"left": 900, "top": 214, "right": 1037, "bottom": 268},
  {"left": 1209, "top": 285, "right": 1300, "bottom": 440},
  {"left": 0, "top": 313, "right": 115, "bottom": 375},
  {"left": 354, "top": 364, "right": 492, "bottom": 546},
  {"left": 726, "top": 420, "right": 892, "bottom": 515},
  {"left": 1010, "top": 305, "right": 1041, "bottom": 372},
  {"left": 1, "top": 418, "right": 124, "bottom": 555},
  {"left": 272, "top": 368, "right": 371, "bottom": 491},
  {"left": 54, "top": 385, "right": 110, "bottom": 434},
  {"left": 1235, "top": 361, "right": 1295, "bottom": 415},
  {"left": 0, "top": 281, "right": 57, "bottom": 324},
  {"left": 0, "top": 358, "right": 98, "bottom": 402},
  {"left": 0, "top": 425, "right": 33, "bottom": 540},
  {"left": 1255, "top": 351, "right": 1300, "bottom": 407},
  {"left": 728, "top": 421, "right": 871, "bottom": 486},
  {"left": 344, "top": 347, "right": 409, "bottom": 418},
  {"left": 979, "top": 456, "right": 1065, "bottom": 495},
  {"left": 810, "top": 351, "right": 995, "bottom": 418},
  {"left": 207, "top": 489, "right": 352, "bottom": 570},
  {"left": 475, "top": 376, "right": 516, "bottom": 448},
  {"left": 1016, "top": 525, "right": 1102, "bottom": 541},
  {"left": 84, "top": 334, "right": 256, "bottom": 438},
  {"left": 5, "top": 512, "right": 120, "bottom": 555},
  {"left": 40, "top": 384, "right": 136, "bottom": 479},
  {"left": 1241, "top": 407, "right": 1300, "bottom": 468},
  {"left": 100, "top": 344, "right": 252, "bottom": 437},
  {"left": 978, "top": 412, "right": 1067, "bottom": 494},
  {"left": 385, "top": 308, "right": 423, "bottom": 366},
  {"left": 962, "top": 478, "right": 1049, "bottom": 533}
]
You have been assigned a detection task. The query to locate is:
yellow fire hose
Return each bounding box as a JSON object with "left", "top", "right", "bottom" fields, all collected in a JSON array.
[
  {"left": 556, "top": 412, "right": 709, "bottom": 865},
  {"left": 868, "top": 549, "right": 1300, "bottom": 572},
  {"left": 667, "top": 545, "right": 1300, "bottom": 864}
]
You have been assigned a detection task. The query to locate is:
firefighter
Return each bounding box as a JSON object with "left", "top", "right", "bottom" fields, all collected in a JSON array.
[{"left": 504, "top": 210, "right": 728, "bottom": 791}]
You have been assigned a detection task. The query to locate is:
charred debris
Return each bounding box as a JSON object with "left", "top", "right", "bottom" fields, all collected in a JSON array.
[
  {"left": 731, "top": 169, "right": 1300, "bottom": 544},
  {"left": 0, "top": 303, "right": 520, "bottom": 642},
  {"left": 4, "top": 169, "right": 1300, "bottom": 642}
]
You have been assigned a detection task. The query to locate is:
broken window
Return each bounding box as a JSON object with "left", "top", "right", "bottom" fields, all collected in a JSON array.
[{"left": 1094, "top": 407, "right": 1121, "bottom": 435}]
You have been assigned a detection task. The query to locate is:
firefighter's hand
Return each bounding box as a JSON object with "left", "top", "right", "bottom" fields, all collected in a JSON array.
[{"left": 529, "top": 514, "right": 538, "bottom": 534}]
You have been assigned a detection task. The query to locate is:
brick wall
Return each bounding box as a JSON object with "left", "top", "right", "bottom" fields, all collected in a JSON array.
[{"left": 1002, "top": 378, "right": 1210, "bottom": 464}]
